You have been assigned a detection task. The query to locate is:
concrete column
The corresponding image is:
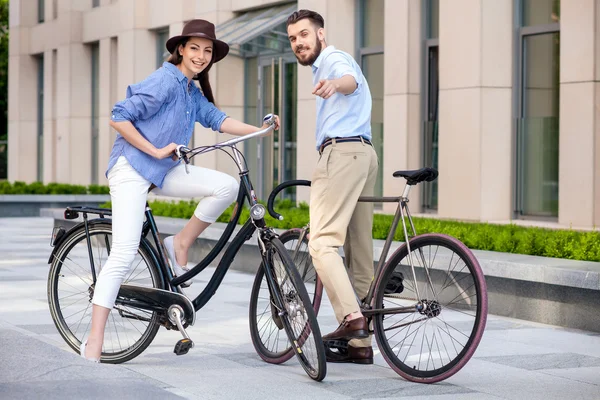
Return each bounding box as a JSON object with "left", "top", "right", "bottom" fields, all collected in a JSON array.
[
  {"left": 97, "top": 38, "right": 113, "bottom": 184},
  {"left": 42, "top": 49, "right": 56, "bottom": 183},
  {"left": 8, "top": 0, "right": 39, "bottom": 182},
  {"left": 55, "top": 43, "right": 92, "bottom": 185},
  {"left": 383, "top": 0, "right": 422, "bottom": 212},
  {"left": 559, "top": 0, "right": 599, "bottom": 228},
  {"left": 294, "top": 0, "right": 357, "bottom": 204},
  {"left": 438, "top": 0, "right": 512, "bottom": 222}
]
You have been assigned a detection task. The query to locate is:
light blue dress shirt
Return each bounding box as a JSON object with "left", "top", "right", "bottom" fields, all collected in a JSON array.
[
  {"left": 107, "top": 62, "right": 227, "bottom": 188},
  {"left": 311, "top": 45, "right": 372, "bottom": 150}
]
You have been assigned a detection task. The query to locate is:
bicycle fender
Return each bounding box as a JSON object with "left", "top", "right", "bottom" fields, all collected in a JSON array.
[{"left": 47, "top": 218, "right": 113, "bottom": 264}]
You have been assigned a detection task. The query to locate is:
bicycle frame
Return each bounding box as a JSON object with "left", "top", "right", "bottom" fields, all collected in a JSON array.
[
  {"left": 57, "top": 120, "right": 289, "bottom": 317},
  {"left": 266, "top": 179, "right": 428, "bottom": 315}
]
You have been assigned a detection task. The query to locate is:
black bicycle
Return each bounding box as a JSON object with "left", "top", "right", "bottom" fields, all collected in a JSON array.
[
  {"left": 46, "top": 115, "right": 326, "bottom": 381},
  {"left": 249, "top": 169, "right": 488, "bottom": 383}
]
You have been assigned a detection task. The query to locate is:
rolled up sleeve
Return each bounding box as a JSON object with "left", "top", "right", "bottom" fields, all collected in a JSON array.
[
  {"left": 111, "top": 73, "right": 168, "bottom": 123},
  {"left": 195, "top": 93, "right": 227, "bottom": 131},
  {"left": 328, "top": 56, "right": 362, "bottom": 96}
]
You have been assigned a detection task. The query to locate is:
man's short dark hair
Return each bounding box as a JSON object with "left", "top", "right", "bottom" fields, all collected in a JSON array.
[{"left": 286, "top": 9, "right": 325, "bottom": 29}]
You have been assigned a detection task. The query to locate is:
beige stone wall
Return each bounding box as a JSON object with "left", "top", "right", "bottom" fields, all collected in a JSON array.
[
  {"left": 7, "top": 0, "right": 600, "bottom": 229},
  {"left": 438, "top": 0, "right": 513, "bottom": 222},
  {"left": 559, "top": 0, "right": 599, "bottom": 228},
  {"left": 383, "top": 0, "right": 421, "bottom": 212}
]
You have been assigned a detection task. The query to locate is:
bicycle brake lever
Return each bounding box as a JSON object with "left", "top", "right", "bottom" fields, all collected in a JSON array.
[{"left": 175, "top": 145, "right": 191, "bottom": 174}]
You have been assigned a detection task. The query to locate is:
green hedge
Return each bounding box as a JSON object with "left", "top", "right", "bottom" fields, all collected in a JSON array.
[
  {"left": 100, "top": 198, "right": 600, "bottom": 262},
  {"left": 0, "top": 181, "right": 110, "bottom": 195}
]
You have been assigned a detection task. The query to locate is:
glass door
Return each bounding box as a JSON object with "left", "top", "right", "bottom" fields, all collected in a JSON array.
[{"left": 250, "top": 56, "right": 297, "bottom": 201}]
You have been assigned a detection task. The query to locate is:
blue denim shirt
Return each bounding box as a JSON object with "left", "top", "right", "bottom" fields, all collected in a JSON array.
[
  {"left": 311, "top": 46, "right": 372, "bottom": 149},
  {"left": 107, "top": 62, "right": 227, "bottom": 188}
]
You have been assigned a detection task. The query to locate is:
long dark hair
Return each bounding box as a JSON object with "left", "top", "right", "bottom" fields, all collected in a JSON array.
[{"left": 167, "top": 38, "right": 216, "bottom": 104}]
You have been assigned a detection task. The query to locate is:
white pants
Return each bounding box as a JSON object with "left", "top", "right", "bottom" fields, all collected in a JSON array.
[{"left": 92, "top": 156, "right": 239, "bottom": 309}]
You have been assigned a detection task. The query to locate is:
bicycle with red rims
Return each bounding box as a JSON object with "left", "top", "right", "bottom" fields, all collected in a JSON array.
[{"left": 249, "top": 168, "right": 488, "bottom": 384}]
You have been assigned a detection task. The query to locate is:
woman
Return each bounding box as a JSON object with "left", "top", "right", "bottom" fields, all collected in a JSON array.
[{"left": 81, "top": 19, "right": 279, "bottom": 361}]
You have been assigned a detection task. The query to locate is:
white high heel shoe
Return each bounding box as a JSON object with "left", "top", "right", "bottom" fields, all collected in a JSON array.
[
  {"left": 80, "top": 340, "right": 100, "bottom": 363},
  {"left": 164, "top": 236, "right": 192, "bottom": 287}
]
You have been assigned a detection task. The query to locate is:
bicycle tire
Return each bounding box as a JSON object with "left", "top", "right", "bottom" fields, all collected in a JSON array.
[
  {"left": 249, "top": 228, "right": 323, "bottom": 364},
  {"left": 48, "top": 221, "right": 164, "bottom": 364},
  {"left": 256, "top": 237, "right": 327, "bottom": 381},
  {"left": 372, "top": 233, "right": 488, "bottom": 383}
]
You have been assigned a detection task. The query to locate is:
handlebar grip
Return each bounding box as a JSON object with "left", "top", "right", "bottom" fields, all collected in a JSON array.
[
  {"left": 267, "top": 180, "right": 312, "bottom": 220},
  {"left": 263, "top": 113, "right": 275, "bottom": 126}
]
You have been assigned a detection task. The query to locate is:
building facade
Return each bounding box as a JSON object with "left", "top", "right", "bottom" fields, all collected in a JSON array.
[{"left": 8, "top": 0, "right": 600, "bottom": 229}]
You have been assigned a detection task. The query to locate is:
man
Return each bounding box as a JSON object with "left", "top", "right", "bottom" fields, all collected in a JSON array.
[{"left": 287, "top": 9, "right": 379, "bottom": 364}]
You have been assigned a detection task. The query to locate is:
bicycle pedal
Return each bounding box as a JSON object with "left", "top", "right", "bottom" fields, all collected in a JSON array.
[{"left": 174, "top": 338, "right": 194, "bottom": 355}]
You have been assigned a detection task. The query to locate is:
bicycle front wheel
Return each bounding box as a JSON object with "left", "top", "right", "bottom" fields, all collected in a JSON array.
[
  {"left": 249, "top": 228, "right": 323, "bottom": 364},
  {"left": 373, "top": 233, "right": 487, "bottom": 383},
  {"left": 47, "top": 221, "right": 163, "bottom": 363},
  {"left": 260, "top": 237, "right": 326, "bottom": 381}
]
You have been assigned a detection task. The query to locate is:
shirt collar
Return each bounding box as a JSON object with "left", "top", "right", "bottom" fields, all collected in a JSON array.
[
  {"left": 163, "top": 62, "right": 188, "bottom": 83},
  {"left": 311, "top": 45, "right": 336, "bottom": 72}
]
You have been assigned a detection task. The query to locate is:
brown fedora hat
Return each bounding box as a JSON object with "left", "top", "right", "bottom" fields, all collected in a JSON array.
[{"left": 166, "top": 19, "right": 229, "bottom": 63}]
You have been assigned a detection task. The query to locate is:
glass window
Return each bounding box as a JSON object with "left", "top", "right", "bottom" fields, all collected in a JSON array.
[
  {"left": 522, "top": 0, "right": 560, "bottom": 26},
  {"left": 361, "top": 0, "right": 384, "bottom": 48},
  {"left": 427, "top": 0, "right": 439, "bottom": 39},
  {"left": 38, "top": 0, "right": 45, "bottom": 23},
  {"left": 517, "top": 32, "right": 560, "bottom": 217},
  {"left": 423, "top": 0, "right": 439, "bottom": 210},
  {"left": 515, "top": 0, "right": 560, "bottom": 218},
  {"left": 91, "top": 43, "right": 99, "bottom": 184},
  {"left": 423, "top": 45, "right": 439, "bottom": 210},
  {"left": 156, "top": 28, "right": 169, "bottom": 68},
  {"left": 362, "top": 53, "right": 384, "bottom": 198}
]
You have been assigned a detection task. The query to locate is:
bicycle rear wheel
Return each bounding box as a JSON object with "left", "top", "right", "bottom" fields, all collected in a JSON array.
[
  {"left": 259, "top": 237, "right": 326, "bottom": 381},
  {"left": 47, "top": 221, "right": 163, "bottom": 363},
  {"left": 249, "top": 228, "right": 323, "bottom": 364},
  {"left": 373, "top": 233, "right": 487, "bottom": 383}
]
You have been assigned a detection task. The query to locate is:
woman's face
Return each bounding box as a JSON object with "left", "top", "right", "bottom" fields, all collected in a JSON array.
[{"left": 178, "top": 37, "right": 213, "bottom": 78}]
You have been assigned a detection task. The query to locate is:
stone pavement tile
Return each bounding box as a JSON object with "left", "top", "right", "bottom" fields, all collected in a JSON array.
[
  {"left": 0, "top": 380, "right": 186, "bottom": 400},
  {"left": 370, "top": 393, "right": 502, "bottom": 400},
  {"left": 0, "top": 328, "right": 185, "bottom": 400},
  {"left": 124, "top": 364, "right": 349, "bottom": 400},
  {"left": 481, "top": 327, "right": 600, "bottom": 358},
  {"left": 478, "top": 352, "right": 600, "bottom": 370},
  {"left": 445, "top": 358, "right": 600, "bottom": 400},
  {"left": 315, "top": 363, "right": 399, "bottom": 382},
  {"left": 132, "top": 350, "right": 257, "bottom": 370},
  {"left": 542, "top": 366, "right": 600, "bottom": 386},
  {"left": 15, "top": 324, "right": 62, "bottom": 335},
  {"left": 311, "top": 377, "right": 476, "bottom": 399},
  {"left": 473, "top": 336, "right": 569, "bottom": 358}
]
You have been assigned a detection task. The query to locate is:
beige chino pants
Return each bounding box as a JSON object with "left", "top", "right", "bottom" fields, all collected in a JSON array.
[{"left": 308, "top": 139, "right": 379, "bottom": 348}]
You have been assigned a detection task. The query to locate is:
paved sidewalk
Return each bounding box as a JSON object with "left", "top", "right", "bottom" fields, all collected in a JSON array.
[{"left": 1, "top": 217, "right": 599, "bottom": 400}]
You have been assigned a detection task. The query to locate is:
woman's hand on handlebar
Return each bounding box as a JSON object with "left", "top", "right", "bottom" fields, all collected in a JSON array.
[
  {"left": 153, "top": 143, "right": 179, "bottom": 160},
  {"left": 261, "top": 114, "right": 280, "bottom": 133}
]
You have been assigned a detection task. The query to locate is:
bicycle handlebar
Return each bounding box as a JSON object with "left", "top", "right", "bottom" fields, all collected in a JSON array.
[
  {"left": 266, "top": 179, "right": 311, "bottom": 220},
  {"left": 175, "top": 114, "right": 277, "bottom": 174}
]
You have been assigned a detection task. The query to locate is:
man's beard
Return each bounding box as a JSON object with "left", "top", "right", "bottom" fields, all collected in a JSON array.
[{"left": 295, "top": 39, "right": 322, "bottom": 66}]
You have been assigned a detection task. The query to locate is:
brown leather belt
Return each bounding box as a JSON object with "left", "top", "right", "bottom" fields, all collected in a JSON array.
[{"left": 318, "top": 136, "right": 372, "bottom": 155}]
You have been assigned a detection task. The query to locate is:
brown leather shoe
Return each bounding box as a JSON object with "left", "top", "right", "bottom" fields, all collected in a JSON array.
[
  {"left": 322, "top": 317, "right": 369, "bottom": 341},
  {"left": 325, "top": 343, "right": 374, "bottom": 364}
]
